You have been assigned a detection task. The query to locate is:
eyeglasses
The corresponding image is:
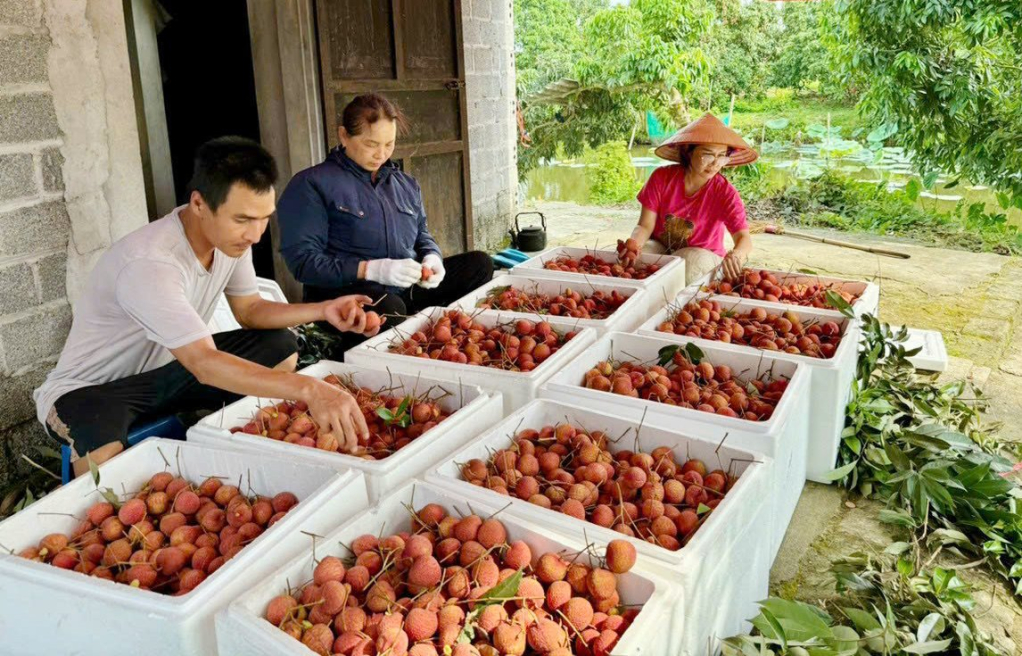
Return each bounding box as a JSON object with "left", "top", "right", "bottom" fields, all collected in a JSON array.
[{"left": 696, "top": 152, "right": 731, "bottom": 166}]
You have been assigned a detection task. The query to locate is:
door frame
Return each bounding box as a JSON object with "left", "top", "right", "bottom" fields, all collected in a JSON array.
[{"left": 247, "top": 0, "right": 325, "bottom": 302}]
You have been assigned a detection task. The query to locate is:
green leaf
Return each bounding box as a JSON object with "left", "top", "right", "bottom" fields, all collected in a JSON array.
[
  {"left": 842, "top": 607, "right": 881, "bottom": 632},
  {"left": 758, "top": 598, "right": 833, "bottom": 642},
  {"left": 906, "top": 178, "right": 921, "bottom": 202},
  {"left": 902, "top": 639, "right": 952, "bottom": 654},
  {"left": 822, "top": 461, "right": 856, "bottom": 482},
  {"left": 657, "top": 344, "right": 682, "bottom": 366},
  {"left": 396, "top": 396, "right": 412, "bottom": 417},
  {"left": 375, "top": 407, "right": 395, "bottom": 422},
  {"left": 921, "top": 171, "right": 939, "bottom": 190},
  {"left": 765, "top": 118, "right": 790, "bottom": 130},
  {"left": 685, "top": 342, "right": 704, "bottom": 364},
  {"left": 697, "top": 503, "right": 712, "bottom": 515},
  {"left": 916, "top": 612, "right": 944, "bottom": 643},
  {"left": 997, "top": 192, "right": 1011, "bottom": 210},
  {"left": 475, "top": 569, "right": 523, "bottom": 607},
  {"left": 883, "top": 541, "right": 910, "bottom": 555},
  {"left": 825, "top": 290, "right": 854, "bottom": 316}
]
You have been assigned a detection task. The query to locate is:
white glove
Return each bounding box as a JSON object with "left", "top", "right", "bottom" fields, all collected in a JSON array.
[
  {"left": 364, "top": 258, "right": 421, "bottom": 288},
  {"left": 418, "top": 253, "right": 445, "bottom": 289}
]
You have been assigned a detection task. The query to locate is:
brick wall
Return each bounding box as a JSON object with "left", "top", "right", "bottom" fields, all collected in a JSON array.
[
  {"left": 462, "top": 0, "right": 518, "bottom": 251},
  {"left": 0, "top": 0, "right": 72, "bottom": 470}
]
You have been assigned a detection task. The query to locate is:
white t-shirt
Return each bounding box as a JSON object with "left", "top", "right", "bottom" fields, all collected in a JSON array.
[{"left": 34, "top": 206, "right": 259, "bottom": 425}]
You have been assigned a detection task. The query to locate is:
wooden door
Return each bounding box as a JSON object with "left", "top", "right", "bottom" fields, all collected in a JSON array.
[{"left": 315, "top": 0, "right": 473, "bottom": 254}]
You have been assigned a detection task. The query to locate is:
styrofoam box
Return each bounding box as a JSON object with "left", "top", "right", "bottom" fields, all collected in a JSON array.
[
  {"left": 344, "top": 306, "right": 598, "bottom": 414},
  {"left": 510, "top": 246, "right": 687, "bottom": 316},
  {"left": 690, "top": 268, "right": 881, "bottom": 319},
  {"left": 210, "top": 277, "right": 289, "bottom": 334},
  {"left": 187, "top": 361, "right": 504, "bottom": 502},
  {"left": 448, "top": 273, "right": 653, "bottom": 336},
  {"left": 0, "top": 439, "right": 369, "bottom": 656},
  {"left": 427, "top": 399, "right": 773, "bottom": 655},
  {"left": 638, "top": 290, "right": 862, "bottom": 483},
  {"left": 216, "top": 479, "right": 680, "bottom": 656},
  {"left": 539, "top": 331, "right": 810, "bottom": 561}
]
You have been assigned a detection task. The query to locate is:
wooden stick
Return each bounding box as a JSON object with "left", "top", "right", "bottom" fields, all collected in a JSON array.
[{"left": 762, "top": 225, "right": 911, "bottom": 259}]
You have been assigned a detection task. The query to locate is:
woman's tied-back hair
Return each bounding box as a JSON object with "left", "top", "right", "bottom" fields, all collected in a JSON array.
[
  {"left": 187, "top": 136, "right": 278, "bottom": 212},
  {"left": 342, "top": 93, "right": 410, "bottom": 137}
]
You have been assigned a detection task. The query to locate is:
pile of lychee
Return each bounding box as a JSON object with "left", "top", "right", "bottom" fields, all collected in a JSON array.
[
  {"left": 656, "top": 298, "right": 844, "bottom": 358},
  {"left": 387, "top": 310, "right": 577, "bottom": 372},
  {"left": 17, "top": 471, "right": 299, "bottom": 595},
  {"left": 705, "top": 269, "right": 860, "bottom": 308},
  {"left": 459, "top": 423, "right": 735, "bottom": 551},
  {"left": 231, "top": 375, "right": 452, "bottom": 459},
  {"left": 264, "top": 505, "right": 642, "bottom": 656},
  {"left": 582, "top": 349, "right": 789, "bottom": 421},
  {"left": 542, "top": 243, "right": 659, "bottom": 281},
  {"left": 477, "top": 285, "right": 631, "bottom": 321}
]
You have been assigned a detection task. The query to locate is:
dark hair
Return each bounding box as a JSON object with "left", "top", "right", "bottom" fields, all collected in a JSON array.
[
  {"left": 187, "top": 136, "right": 278, "bottom": 212},
  {"left": 342, "top": 93, "right": 409, "bottom": 137}
]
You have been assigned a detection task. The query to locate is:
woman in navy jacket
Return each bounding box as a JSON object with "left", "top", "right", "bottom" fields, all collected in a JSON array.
[{"left": 277, "top": 94, "right": 492, "bottom": 350}]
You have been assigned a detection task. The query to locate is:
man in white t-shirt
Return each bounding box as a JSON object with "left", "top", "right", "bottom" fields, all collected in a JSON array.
[{"left": 35, "top": 137, "right": 380, "bottom": 476}]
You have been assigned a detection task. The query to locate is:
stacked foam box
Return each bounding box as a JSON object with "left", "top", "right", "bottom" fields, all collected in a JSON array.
[
  {"left": 510, "top": 246, "right": 687, "bottom": 316},
  {"left": 427, "top": 399, "right": 773, "bottom": 655},
  {"left": 448, "top": 273, "right": 653, "bottom": 336},
  {"left": 639, "top": 291, "right": 861, "bottom": 483},
  {"left": 0, "top": 439, "right": 369, "bottom": 656},
  {"left": 344, "top": 307, "right": 598, "bottom": 414},
  {"left": 215, "top": 480, "right": 680, "bottom": 656},
  {"left": 539, "top": 332, "right": 810, "bottom": 561},
  {"left": 186, "top": 361, "right": 504, "bottom": 502}
]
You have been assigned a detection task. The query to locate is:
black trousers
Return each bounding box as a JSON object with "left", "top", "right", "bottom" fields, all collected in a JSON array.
[
  {"left": 303, "top": 251, "right": 494, "bottom": 356},
  {"left": 45, "top": 328, "right": 298, "bottom": 455}
]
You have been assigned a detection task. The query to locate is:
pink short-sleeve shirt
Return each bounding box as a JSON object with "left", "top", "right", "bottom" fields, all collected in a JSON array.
[{"left": 636, "top": 165, "right": 748, "bottom": 257}]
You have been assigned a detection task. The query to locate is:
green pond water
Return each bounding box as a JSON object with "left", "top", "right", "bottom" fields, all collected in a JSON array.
[{"left": 524, "top": 145, "right": 1022, "bottom": 226}]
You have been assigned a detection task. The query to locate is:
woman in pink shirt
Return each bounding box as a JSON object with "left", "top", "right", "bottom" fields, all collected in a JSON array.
[{"left": 630, "top": 113, "right": 758, "bottom": 284}]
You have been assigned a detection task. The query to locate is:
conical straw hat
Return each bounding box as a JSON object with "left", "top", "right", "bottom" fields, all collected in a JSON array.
[{"left": 654, "top": 113, "right": 759, "bottom": 167}]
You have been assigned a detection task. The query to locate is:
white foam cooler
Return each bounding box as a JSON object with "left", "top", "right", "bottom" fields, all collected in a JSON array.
[
  {"left": 691, "top": 268, "right": 880, "bottom": 319},
  {"left": 186, "top": 361, "right": 504, "bottom": 502},
  {"left": 539, "top": 331, "right": 810, "bottom": 561},
  {"left": 448, "top": 273, "right": 652, "bottom": 336},
  {"left": 427, "top": 399, "right": 773, "bottom": 655},
  {"left": 638, "top": 291, "right": 862, "bottom": 483},
  {"left": 344, "top": 306, "right": 598, "bottom": 414},
  {"left": 510, "top": 246, "right": 687, "bottom": 315},
  {"left": 0, "top": 439, "right": 369, "bottom": 656},
  {"left": 215, "top": 480, "right": 681, "bottom": 656}
]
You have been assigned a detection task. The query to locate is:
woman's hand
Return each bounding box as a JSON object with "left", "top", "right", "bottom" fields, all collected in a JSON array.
[
  {"left": 322, "top": 295, "right": 373, "bottom": 334},
  {"left": 364, "top": 258, "right": 422, "bottom": 288},
  {"left": 418, "top": 253, "right": 445, "bottom": 289},
  {"left": 721, "top": 249, "right": 746, "bottom": 281}
]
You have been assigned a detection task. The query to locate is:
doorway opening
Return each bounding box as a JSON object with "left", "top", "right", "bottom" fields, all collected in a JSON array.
[{"left": 127, "top": 0, "right": 275, "bottom": 278}]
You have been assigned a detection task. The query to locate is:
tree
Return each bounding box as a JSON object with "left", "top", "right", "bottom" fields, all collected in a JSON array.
[
  {"left": 513, "top": 0, "right": 606, "bottom": 98},
  {"left": 516, "top": 0, "right": 714, "bottom": 176},
  {"left": 828, "top": 0, "right": 1022, "bottom": 199},
  {"left": 768, "top": 2, "right": 839, "bottom": 96},
  {"left": 703, "top": 0, "right": 782, "bottom": 107}
]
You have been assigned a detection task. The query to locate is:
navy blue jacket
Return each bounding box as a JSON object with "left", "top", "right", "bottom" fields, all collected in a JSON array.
[{"left": 277, "top": 147, "right": 442, "bottom": 289}]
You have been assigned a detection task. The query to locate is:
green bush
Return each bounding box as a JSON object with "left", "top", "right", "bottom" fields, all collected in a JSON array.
[{"left": 585, "top": 141, "right": 642, "bottom": 206}]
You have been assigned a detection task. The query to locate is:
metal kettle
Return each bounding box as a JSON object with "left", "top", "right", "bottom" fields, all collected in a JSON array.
[{"left": 509, "top": 211, "right": 547, "bottom": 252}]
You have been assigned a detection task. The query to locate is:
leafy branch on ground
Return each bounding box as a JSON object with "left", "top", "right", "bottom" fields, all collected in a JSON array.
[
  {"left": 833, "top": 313, "right": 1022, "bottom": 595},
  {"left": 722, "top": 551, "right": 1005, "bottom": 655}
]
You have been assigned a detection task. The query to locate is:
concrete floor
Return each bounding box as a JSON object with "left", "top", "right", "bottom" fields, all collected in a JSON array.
[{"left": 529, "top": 199, "right": 1022, "bottom": 650}]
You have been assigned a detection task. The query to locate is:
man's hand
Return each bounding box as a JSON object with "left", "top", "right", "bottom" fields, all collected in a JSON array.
[
  {"left": 322, "top": 295, "right": 373, "bottom": 334},
  {"left": 418, "top": 253, "right": 445, "bottom": 289},
  {"left": 304, "top": 379, "right": 368, "bottom": 453},
  {"left": 722, "top": 249, "right": 746, "bottom": 281}
]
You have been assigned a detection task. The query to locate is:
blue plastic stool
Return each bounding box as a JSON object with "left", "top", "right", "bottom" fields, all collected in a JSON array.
[
  {"left": 60, "top": 415, "right": 187, "bottom": 484},
  {"left": 491, "top": 248, "right": 533, "bottom": 270}
]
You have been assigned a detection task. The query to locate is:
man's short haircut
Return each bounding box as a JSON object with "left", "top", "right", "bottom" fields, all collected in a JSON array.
[{"left": 187, "top": 136, "right": 278, "bottom": 212}]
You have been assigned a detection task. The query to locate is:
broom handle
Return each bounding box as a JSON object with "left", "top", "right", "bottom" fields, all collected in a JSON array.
[{"left": 780, "top": 228, "right": 911, "bottom": 259}]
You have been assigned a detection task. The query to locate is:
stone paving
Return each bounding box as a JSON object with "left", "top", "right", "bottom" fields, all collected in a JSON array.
[{"left": 527, "top": 199, "right": 1022, "bottom": 650}]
